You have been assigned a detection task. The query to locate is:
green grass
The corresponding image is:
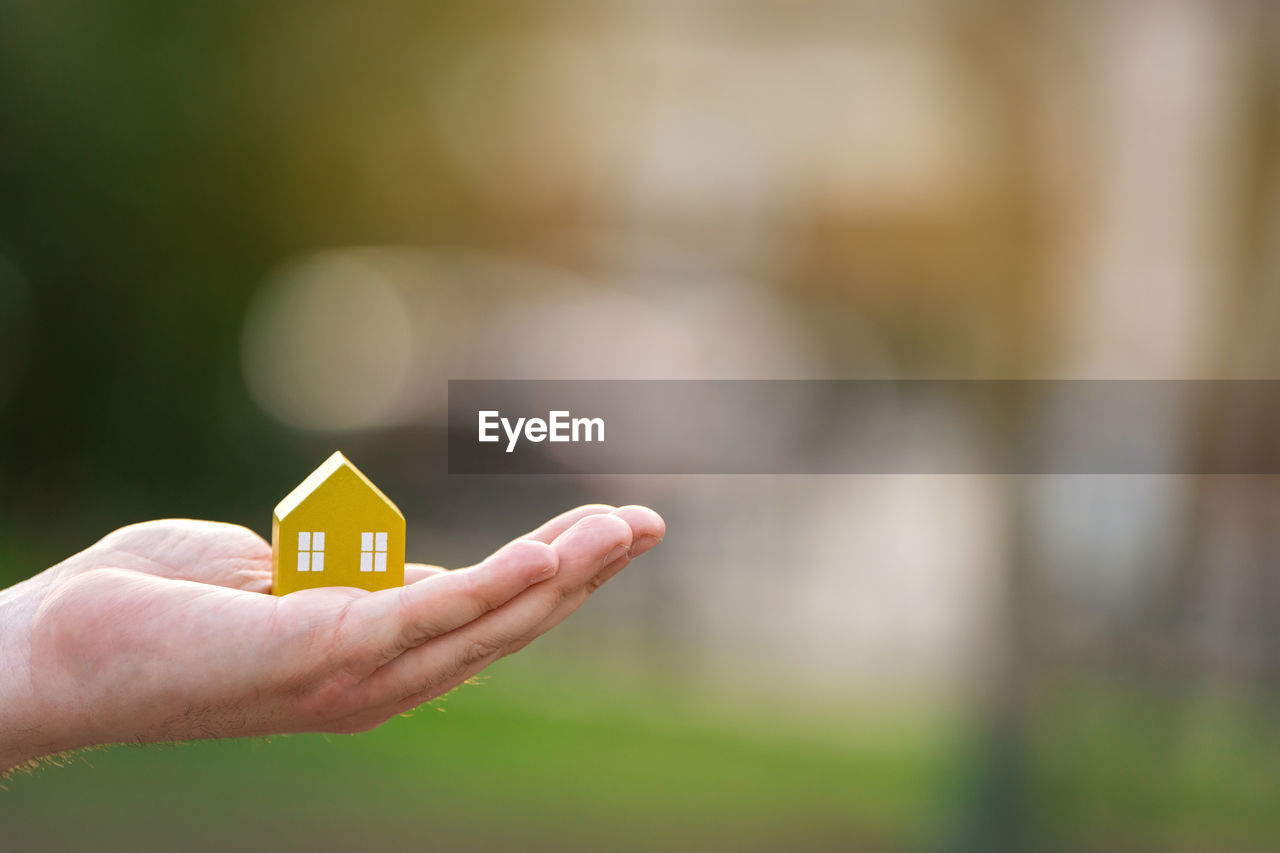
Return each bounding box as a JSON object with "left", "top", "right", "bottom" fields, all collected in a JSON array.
[
  {"left": 1029, "top": 687, "right": 1280, "bottom": 852},
  {"left": 5, "top": 664, "right": 1280, "bottom": 852},
  {"left": 0, "top": 662, "right": 955, "bottom": 852}
]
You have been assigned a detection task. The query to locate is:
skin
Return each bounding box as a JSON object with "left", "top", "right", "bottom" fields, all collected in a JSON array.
[{"left": 0, "top": 504, "right": 664, "bottom": 774}]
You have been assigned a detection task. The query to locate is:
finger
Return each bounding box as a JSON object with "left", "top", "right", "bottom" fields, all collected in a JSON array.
[
  {"left": 583, "top": 505, "right": 664, "bottom": 586},
  {"left": 391, "top": 503, "right": 626, "bottom": 585},
  {"left": 350, "top": 507, "right": 664, "bottom": 717},
  {"left": 515, "top": 504, "right": 616, "bottom": 545},
  {"left": 362, "top": 513, "right": 633, "bottom": 709},
  {"left": 342, "top": 539, "right": 558, "bottom": 666},
  {"left": 611, "top": 505, "right": 666, "bottom": 559},
  {"left": 427, "top": 507, "right": 663, "bottom": 669},
  {"left": 404, "top": 563, "right": 447, "bottom": 584},
  {"left": 503, "top": 505, "right": 666, "bottom": 653}
]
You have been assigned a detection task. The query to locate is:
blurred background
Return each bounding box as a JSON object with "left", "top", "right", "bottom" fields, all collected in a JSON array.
[{"left": 2, "top": 0, "right": 1280, "bottom": 850}]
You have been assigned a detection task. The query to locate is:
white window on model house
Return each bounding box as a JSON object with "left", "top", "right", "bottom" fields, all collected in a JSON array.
[
  {"left": 361, "top": 532, "right": 388, "bottom": 572},
  {"left": 297, "top": 531, "right": 325, "bottom": 572}
]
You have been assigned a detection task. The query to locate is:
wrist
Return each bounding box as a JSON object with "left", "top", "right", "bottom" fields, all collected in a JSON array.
[{"left": 0, "top": 573, "right": 60, "bottom": 772}]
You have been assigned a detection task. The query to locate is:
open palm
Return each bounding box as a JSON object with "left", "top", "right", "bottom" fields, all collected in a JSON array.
[{"left": 2, "top": 504, "right": 663, "bottom": 768}]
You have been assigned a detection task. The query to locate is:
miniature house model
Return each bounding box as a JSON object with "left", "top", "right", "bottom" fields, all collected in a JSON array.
[{"left": 272, "top": 451, "right": 406, "bottom": 595}]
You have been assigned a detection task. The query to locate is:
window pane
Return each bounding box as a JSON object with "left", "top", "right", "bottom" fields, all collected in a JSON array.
[
  {"left": 313, "top": 531, "right": 325, "bottom": 550},
  {"left": 298, "top": 531, "right": 310, "bottom": 551},
  {"left": 297, "top": 551, "right": 310, "bottom": 572},
  {"left": 360, "top": 552, "right": 373, "bottom": 572},
  {"left": 311, "top": 552, "right": 324, "bottom": 572},
  {"left": 375, "top": 532, "right": 387, "bottom": 552},
  {"left": 361, "top": 531, "right": 373, "bottom": 551},
  {"left": 374, "top": 552, "right": 387, "bottom": 572}
]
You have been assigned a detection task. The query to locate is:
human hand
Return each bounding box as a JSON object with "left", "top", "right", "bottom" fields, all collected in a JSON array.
[{"left": 0, "top": 504, "right": 663, "bottom": 773}]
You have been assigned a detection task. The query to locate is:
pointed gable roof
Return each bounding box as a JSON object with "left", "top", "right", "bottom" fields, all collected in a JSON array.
[{"left": 273, "top": 451, "right": 404, "bottom": 521}]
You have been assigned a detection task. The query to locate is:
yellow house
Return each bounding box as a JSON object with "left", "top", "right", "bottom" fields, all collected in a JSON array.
[{"left": 271, "top": 451, "right": 405, "bottom": 595}]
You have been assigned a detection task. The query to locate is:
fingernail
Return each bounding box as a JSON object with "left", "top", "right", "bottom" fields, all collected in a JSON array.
[
  {"left": 603, "top": 544, "right": 629, "bottom": 567},
  {"left": 628, "top": 535, "right": 660, "bottom": 558}
]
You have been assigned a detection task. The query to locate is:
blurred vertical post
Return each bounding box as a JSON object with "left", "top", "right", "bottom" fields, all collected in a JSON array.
[{"left": 999, "top": 0, "right": 1247, "bottom": 848}]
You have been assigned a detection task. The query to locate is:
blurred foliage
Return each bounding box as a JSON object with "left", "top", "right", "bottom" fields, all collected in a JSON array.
[
  {"left": 4, "top": 663, "right": 1280, "bottom": 852},
  {"left": 0, "top": 2, "right": 519, "bottom": 556},
  {"left": 0, "top": 660, "right": 956, "bottom": 852},
  {"left": 3, "top": 1, "right": 1280, "bottom": 850}
]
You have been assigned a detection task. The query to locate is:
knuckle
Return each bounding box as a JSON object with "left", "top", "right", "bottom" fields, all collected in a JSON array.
[
  {"left": 392, "top": 585, "right": 431, "bottom": 653},
  {"left": 547, "top": 581, "right": 574, "bottom": 609},
  {"left": 504, "top": 636, "right": 535, "bottom": 657},
  {"left": 388, "top": 668, "right": 428, "bottom": 706},
  {"left": 449, "top": 637, "right": 500, "bottom": 676},
  {"left": 293, "top": 668, "right": 364, "bottom": 721},
  {"left": 392, "top": 684, "right": 444, "bottom": 715},
  {"left": 394, "top": 683, "right": 420, "bottom": 706},
  {"left": 394, "top": 685, "right": 436, "bottom": 711},
  {"left": 552, "top": 582, "right": 586, "bottom": 613},
  {"left": 458, "top": 568, "right": 506, "bottom": 614},
  {"left": 461, "top": 569, "right": 504, "bottom": 615}
]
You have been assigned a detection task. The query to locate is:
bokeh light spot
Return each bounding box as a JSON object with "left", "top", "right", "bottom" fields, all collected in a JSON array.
[{"left": 241, "top": 250, "right": 413, "bottom": 431}]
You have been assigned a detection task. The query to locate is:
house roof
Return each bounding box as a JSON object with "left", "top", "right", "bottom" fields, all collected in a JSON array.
[{"left": 273, "top": 451, "right": 403, "bottom": 521}]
